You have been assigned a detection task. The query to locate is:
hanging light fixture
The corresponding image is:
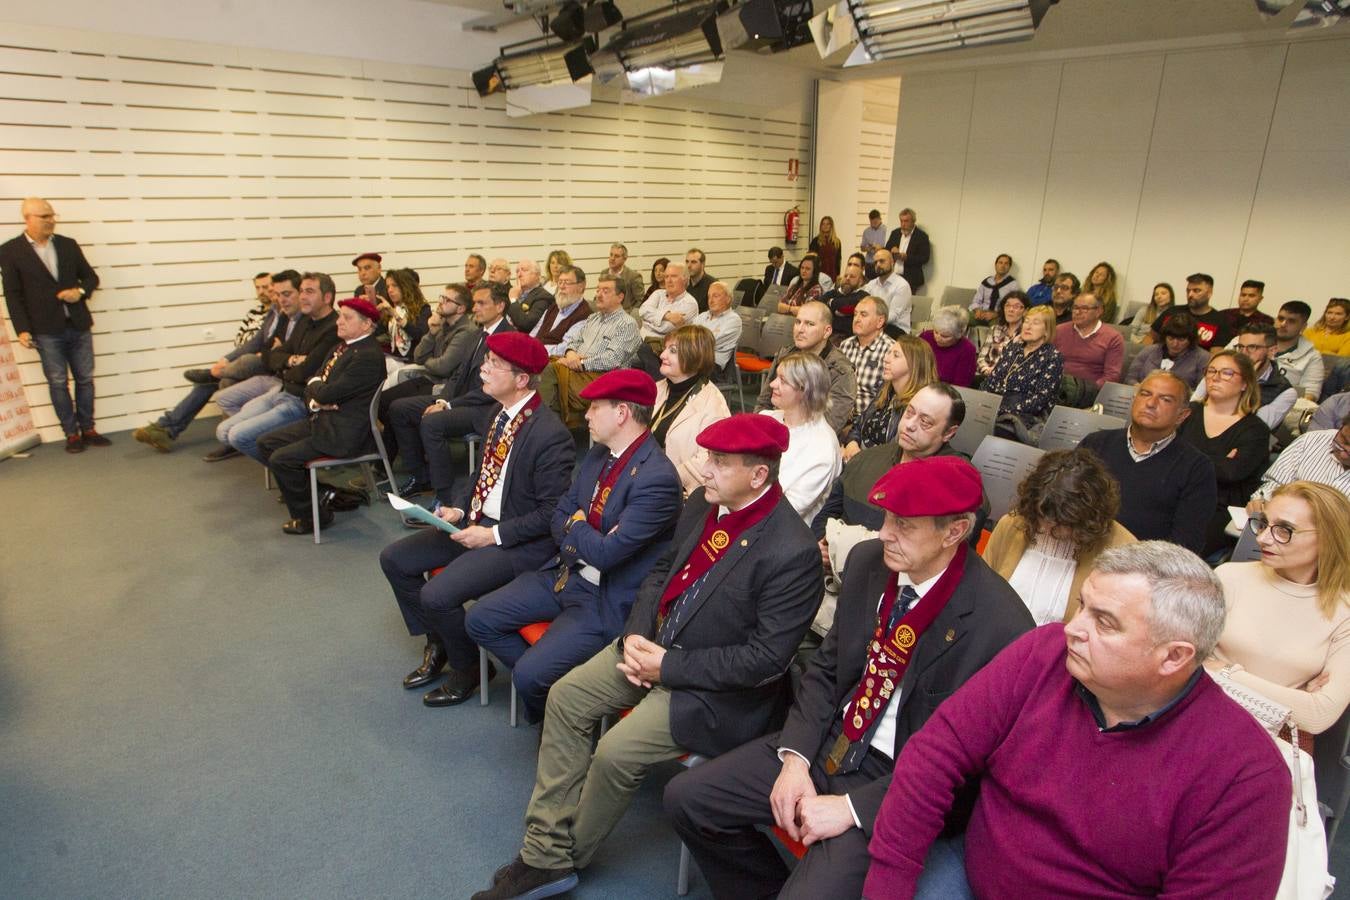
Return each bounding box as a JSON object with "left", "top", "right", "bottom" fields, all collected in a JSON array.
[{"left": 844, "top": 0, "right": 1056, "bottom": 63}]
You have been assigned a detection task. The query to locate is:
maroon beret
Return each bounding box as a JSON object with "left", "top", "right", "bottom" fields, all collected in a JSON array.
[
  {"left": 351, "top": 252, "right": 382, "bottom": 266},
  {"left": 697, "top": 413, "right": 790, "bottom": 458},
  {"left": 579, "top": 368, "right": 657, "bottom": 407},
  {"left": 869, "top": 455, "right": 982, "bottom": 517},
  {"left": 339, "top": 297, "right": 381, "bottom": 323},
  {"left": 486, "top": 332, "right": 548, "bottom": 374}
]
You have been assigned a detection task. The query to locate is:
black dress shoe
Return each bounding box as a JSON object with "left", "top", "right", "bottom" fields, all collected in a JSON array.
[
  {"left": 396, "top": 475, "right": 432, "bottom": 496},
  {"left": 80, "top": 429, "right": 111, "bottom": 447},
  {"left": 183, "top": 368, "right": 220, "bottom": 384},
  {"left": 203, "top": 445, "right": 241, "bottom": 462},
  {"left": 64, "top": 434, "right": 85, "bottom": 453},
  {"left": 281, "top": 507, "right": 335, "bottom": 534},
  {"left": 402, "top": 641, "right": 447, "bottom": 689},
  {"left": 471, "top": 856, "right": 577, "bottom": 900},
  {"left": 423, "top": 663, "right": 494, "bottom": 707}
]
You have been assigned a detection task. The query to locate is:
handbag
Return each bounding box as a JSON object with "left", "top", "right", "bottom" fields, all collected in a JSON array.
[
  {"left": 815, "top": 520, "right": 876, "bottom": 637},
  {"left": 1214, "top": 669, "right": 1335, "bottom": 900}
]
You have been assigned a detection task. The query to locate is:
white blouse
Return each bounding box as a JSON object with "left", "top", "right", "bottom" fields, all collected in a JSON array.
[
  {"left": 1007, "top": 533, "right": 1078, "bottom": 625},
  {"left": 759, "top": 410, "right": 842, "bottom": 526}
]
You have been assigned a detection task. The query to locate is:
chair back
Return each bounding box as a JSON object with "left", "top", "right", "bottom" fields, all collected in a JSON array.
[
  {"left": 1230, "top": 519, "right": 1261, "bottom": 562},
  {"left": 1107, "top": 323, "right": 1130, "bottom": 342},
  {"left": 1038, "top": 406, "right": 1125, "bottom": 451},
  {"left": 759, "top": 314, "right": 795, "bottom": 359},
  {"left": 951, "top": 386, "right": 1001, "bottom": 457},
  {"left": 736, "top": 309, "right": 763, "bottom": 350},
  {"left": 731, "top": 289, "right": 745, "bottom": 308},
  {"left": 941, "top": 285, "right": 976, "bottom": 309},
  {"left": 759, "top": 284, "right": 786, "bottom": 312},
  {"left": 908, "top": 295, "right": 933, "bottom": 332},
  {"left": 1095, "top": 381, "right": 1135, "bottom": 421},
  {"left": 366, "top": 384, "right": 390, "bottom": 460},
  {"left": 1117, "top": 300, "right": 1145, "bottom": 325},
  {"left": 971, "top": 435, "right": 1045, "bottom": 523}
]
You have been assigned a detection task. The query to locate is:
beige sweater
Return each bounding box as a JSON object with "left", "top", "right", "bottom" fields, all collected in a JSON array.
[
  {"left": 653, "top": 379, "right": 730, "bottom": 497},
  {"left": 1209, "top": 561, "right": 1350, "bottom": 734}
]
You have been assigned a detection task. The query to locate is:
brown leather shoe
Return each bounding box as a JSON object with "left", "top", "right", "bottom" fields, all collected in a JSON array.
[{"left": 470, "top": 856, "right": 577, "bottom": 900}]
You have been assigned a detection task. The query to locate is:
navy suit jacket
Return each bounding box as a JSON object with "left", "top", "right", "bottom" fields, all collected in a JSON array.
[
  {"left": 551, "top": 434, "right": 683, "bottom": 637},
  {"left": 451, "top": 400, "right": 575, "bottom": 573},
  {"left": 1, "top": 232, "right": 99, "bottom": 335},
  {"left": 623, "top": 488, "right": 823, "bottom": 757},
  {"left": 777, "top": 540, "right": 1034, "bottom": 832}
]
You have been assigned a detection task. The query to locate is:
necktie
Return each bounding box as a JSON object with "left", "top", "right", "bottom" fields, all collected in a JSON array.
[
  {"left": 488, "top": 409, "right": 509, "bottom": 447},
  {"left": 890, "top": 585, "right": 920, "bottom": 632}
]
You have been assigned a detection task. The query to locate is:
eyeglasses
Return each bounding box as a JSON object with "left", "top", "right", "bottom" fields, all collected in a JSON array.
[
  {"left": 1204, "top": 366, "right": 1242, "bottom": 380},
  {"left": 1071, "top": 305, "right": 1099, "bottom": 312},
  {"left": 1249, "top": 515, "right": 1314, "bottom": 545},
  {"left": 1235, "top": 342, "right": 1268, "bottom": 352}
]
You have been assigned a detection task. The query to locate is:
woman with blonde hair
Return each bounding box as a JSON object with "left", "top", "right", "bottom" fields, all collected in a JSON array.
[
  {"left": 845, "top": 334, "right": 936, "bottom": 459},
  {"left": 986, "top": 304, "right": 1063, "bottom": 442},
  {"left": 808, "top": 215, "right": 842, "bottom": 281},
  {"left": 543, "top": 249, "right": 573, "bottom": 296},
  {"left": 1128, "top": 282, "right": 1174, "bottom": 344},
  {"left": 983, "top": 448, "right": 1136, "bottom": 625},
  {"left": 1086, "top": 261, "right": 1120, "bottom": 324},
  {"left": 1306, "top": 297, "right": 1350, "bottom": 356},
  {"left": 761, "top": 350, "right": 842, "bottom": 524},
  {"left": 1180, "top": 348, "right": 1271, "bottom": 556},
  {"left": 1209, "top": 480, "right": 1350, "bottom": 734},
  {"left": 652, "top": 325, "right": 730, "bottom": 496}
]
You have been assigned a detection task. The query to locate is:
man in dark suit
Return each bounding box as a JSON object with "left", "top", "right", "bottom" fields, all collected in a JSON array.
[
  {"left": 350, "top": 251, "right": 390, "bottom": 300},
  {"left": 257, "top": 297, "right": 386, "bottom": 534},
  {"left": 379, "top": 333, "right": 575, "bottom": 706},
  {"left": 0, "top": 197, "right": 103, "bottom": 451},
  {"left": 763, "top": 246, "right": 798, "bottom": 290},
  {"left": 504, "top": 258, "right": 553, "bottom": 334},
  {"left": 664, "top": 455, "right": 1034, "bottom": 899},
  {"left": 473, "top": 414, "right": 822, "bottom": 900},
  {"left": 465, "top": 369, "right": 682, "bottom": 723},
  {"left": 386, "top": 281, "right": 513, "bottom": 502},
  {"left": 884, "top": 207, "right": 931, "bottom": 295}
]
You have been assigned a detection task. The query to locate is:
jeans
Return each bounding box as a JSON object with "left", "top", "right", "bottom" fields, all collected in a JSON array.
[
  {"left": 213, "top": 375, "right": 281, "bottom": 429},
  {"left": 218, "top": 389, "right": 306, "bottom": 461},
  {"left": 33, "top": 327, "right": 95, "bottom": 436},
  {"left": 913, "top": 835, "right": 973, "bottom": 900},
  {"left": 156, "top": 383, "right": 215, "bottom": 438}
]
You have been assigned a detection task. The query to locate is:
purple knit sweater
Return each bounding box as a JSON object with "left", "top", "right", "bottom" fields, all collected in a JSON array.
[
  {"left": 865, "top": 624, "right": 1289, "bottom": 900},
  {"left": 920, "top": 331, "right": 976, "bottom": 387}
]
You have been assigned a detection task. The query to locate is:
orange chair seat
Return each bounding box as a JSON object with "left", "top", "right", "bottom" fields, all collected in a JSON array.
[
  {"left": 771, "top": 825, "right": 808, "bottom": 859},
  {"left": 736, "top": 352, "right": 772, "bottom": 373},
  {"left": 520, "top": 621, "right": 550, "bottom": 645},
  {"left": 427, "top": 566, "right": 446, "bottom": 577},
  {"left": 976, "top": 528, "right": 992, "bottom": 555}
]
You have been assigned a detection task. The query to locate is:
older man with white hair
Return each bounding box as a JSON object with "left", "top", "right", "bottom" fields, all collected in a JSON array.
[
  {"left": 865, "top": 541, "right": 1291, "bottom": 900},
  {"left": 638, "top": 262, "right": 698, "bottom": 347}
]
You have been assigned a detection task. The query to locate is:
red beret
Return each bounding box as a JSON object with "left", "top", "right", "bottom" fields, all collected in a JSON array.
[
  {"left": 868, "top": 455, "right": 982, "bottom": 517},
  {"left": 339, "top": 297, "right": 381, "bottom": 323},
  {"left": 579, "top": 369, "right": 657, "bottom": 407},
  {"left": 486, "top": 332, "right": 548, "bottom": 374},
  {"left": 351, "top": 252, "right": 382, "bottom": 266},
  {"left": 697, "top": 413, "right": 790, "bottom": 458}
]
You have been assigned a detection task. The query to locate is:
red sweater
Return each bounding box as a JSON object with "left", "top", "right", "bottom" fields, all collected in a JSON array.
[
  {"left": 864, "top": 625, "right": 1289, "bottom": 900},
  {"left": 1054, "top": 321, "right": 1125, "bottom": 387}
]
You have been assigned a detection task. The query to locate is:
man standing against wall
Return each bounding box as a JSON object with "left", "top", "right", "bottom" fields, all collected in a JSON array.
[
  {"left": 1, "top": 197, "right": 105, "bottom": 452},
  {"left": 884, "top": 208, "right": 929, "bottom": 295}
]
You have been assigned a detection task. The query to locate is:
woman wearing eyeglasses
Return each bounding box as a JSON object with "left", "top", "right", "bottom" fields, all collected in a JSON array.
[
  {"left": 1179, "top": 348, "right": 1272, "bottom": 556},
  {"left": 1207, "top": 481, "right": 1350, "bottom": 735}
]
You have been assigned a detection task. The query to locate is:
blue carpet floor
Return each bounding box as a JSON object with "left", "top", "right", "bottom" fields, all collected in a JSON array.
[
  {"left": 0, "top": 420, "right": 697, "bottom": 899},
  {"left": 4, "top": 418, "right": 1349, "bottom": 898}
]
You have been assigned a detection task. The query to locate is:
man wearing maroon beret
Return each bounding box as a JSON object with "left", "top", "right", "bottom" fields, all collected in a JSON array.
[
  {"left": 463, "top": 369, "right": 683, "bottom": 724},
  {"left": 379, "top": 332, "right": 576, "bottom": 706},
  {"left": 475, "top": 413, "right": 823, "bottom": 900},
  {"left": 664, "top": 455, "right": 1035, "bottom": 899},
  {"left": 351, "top": 251, "right": 389, "bottom": 301},
  {"left": 257, "top": 296, "right": 387, "bottom": 534}
]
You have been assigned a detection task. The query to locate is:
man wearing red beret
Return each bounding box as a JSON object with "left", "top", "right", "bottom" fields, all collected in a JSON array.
[
  {"left": 351, "top": 251, "right": 389, "bottom": 301},
  {"left": 463, "top": 369, "right": 683, "bottom": 724},
  {"left": 257, "top": 296, "right": 388, "bottom": 534},
  {"left": 379, "top": 332, "right": 576, "bottom": 706},
  {"left": 664, "top": 455, "right": 1035, "bottom": 899},
  {"left": 475, "top": 413, "right": 822, "bottom": 900}
]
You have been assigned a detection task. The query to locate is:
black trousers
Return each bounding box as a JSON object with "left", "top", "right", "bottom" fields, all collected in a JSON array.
[
  {"left": 664, "top": 729, "right": 891, "bottom": 900},
  {"left": 257, "top": 419, "right": 324, "bottom": 519},
  {"left": 377, "top": 522, "right": 519, "bottom": 671},
  {"left": 377, "top": 376, "right": 432, "bottom": 462},
  {"left": 389, "top": 400, "right": 492, "bottom": 504}
]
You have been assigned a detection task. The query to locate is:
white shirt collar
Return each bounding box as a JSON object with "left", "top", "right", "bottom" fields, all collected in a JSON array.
[
  {"left": 502, "top": 390, "right": 536, "bottom": 419},
  {"left": 897, "top": 566, "right": 944, "bottom": 596},
  {"left": 1074, "top": 320, "right": 1103, "bottom": 339}
]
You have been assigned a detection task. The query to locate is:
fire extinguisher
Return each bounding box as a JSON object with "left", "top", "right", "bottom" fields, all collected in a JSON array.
[{"left": 784, "top": 206, "right": 800, "bottom": 245}]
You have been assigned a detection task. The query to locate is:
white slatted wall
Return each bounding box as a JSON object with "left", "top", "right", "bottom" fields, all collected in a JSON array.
[{"left": 0, "top": 23, "right": 811, "bottom": 441}]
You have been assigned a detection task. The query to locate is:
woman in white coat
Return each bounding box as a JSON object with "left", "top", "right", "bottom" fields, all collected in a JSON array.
[
  {"left": 760, "top": 350, "right": 843, "bottom": 525},
  {"left": 651, "top": 324, "right": 730, "bottom": 497}
]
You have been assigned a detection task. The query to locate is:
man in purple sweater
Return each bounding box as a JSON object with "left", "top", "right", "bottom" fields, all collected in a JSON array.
[
  {"left": 865, "top": 541, "right": 1290, "bottom": 900},
  {"left": 1053, "top": 289, "right": 1124, "bottom": 406}
]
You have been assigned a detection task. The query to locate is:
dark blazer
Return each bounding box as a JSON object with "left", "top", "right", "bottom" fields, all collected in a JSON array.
[
  {"left": 0, "top": 232, "right": 99, "bottom": 335},
  {"left": 302, "top": 334, "right": 386, "bottom": 457},
  {"left": 778, "top": 540, "right": 1034, "bottom": 833},
  {"left": 451, "top": 401, "right": 575, "bottom": 571},
  {"left": 763, "top": 261, "right": 799, "bottom": 289},
  {"left": 623, "top": 488, "right": 823, "bottom": 757},
  {"left": 506, "top": 285, "right": 554, "bottom": 334},
  {"left": 278, "top": 311, "right": 341, "bottom": 396},
  {"left": 885, "top": 226, "right": 931, "bottom": 293},
  {"left": 446, "top": 318, "right": 515, "bottom": 409},
  {"left": 552, "top": 437, "right": 683, "bottom": 637}
]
